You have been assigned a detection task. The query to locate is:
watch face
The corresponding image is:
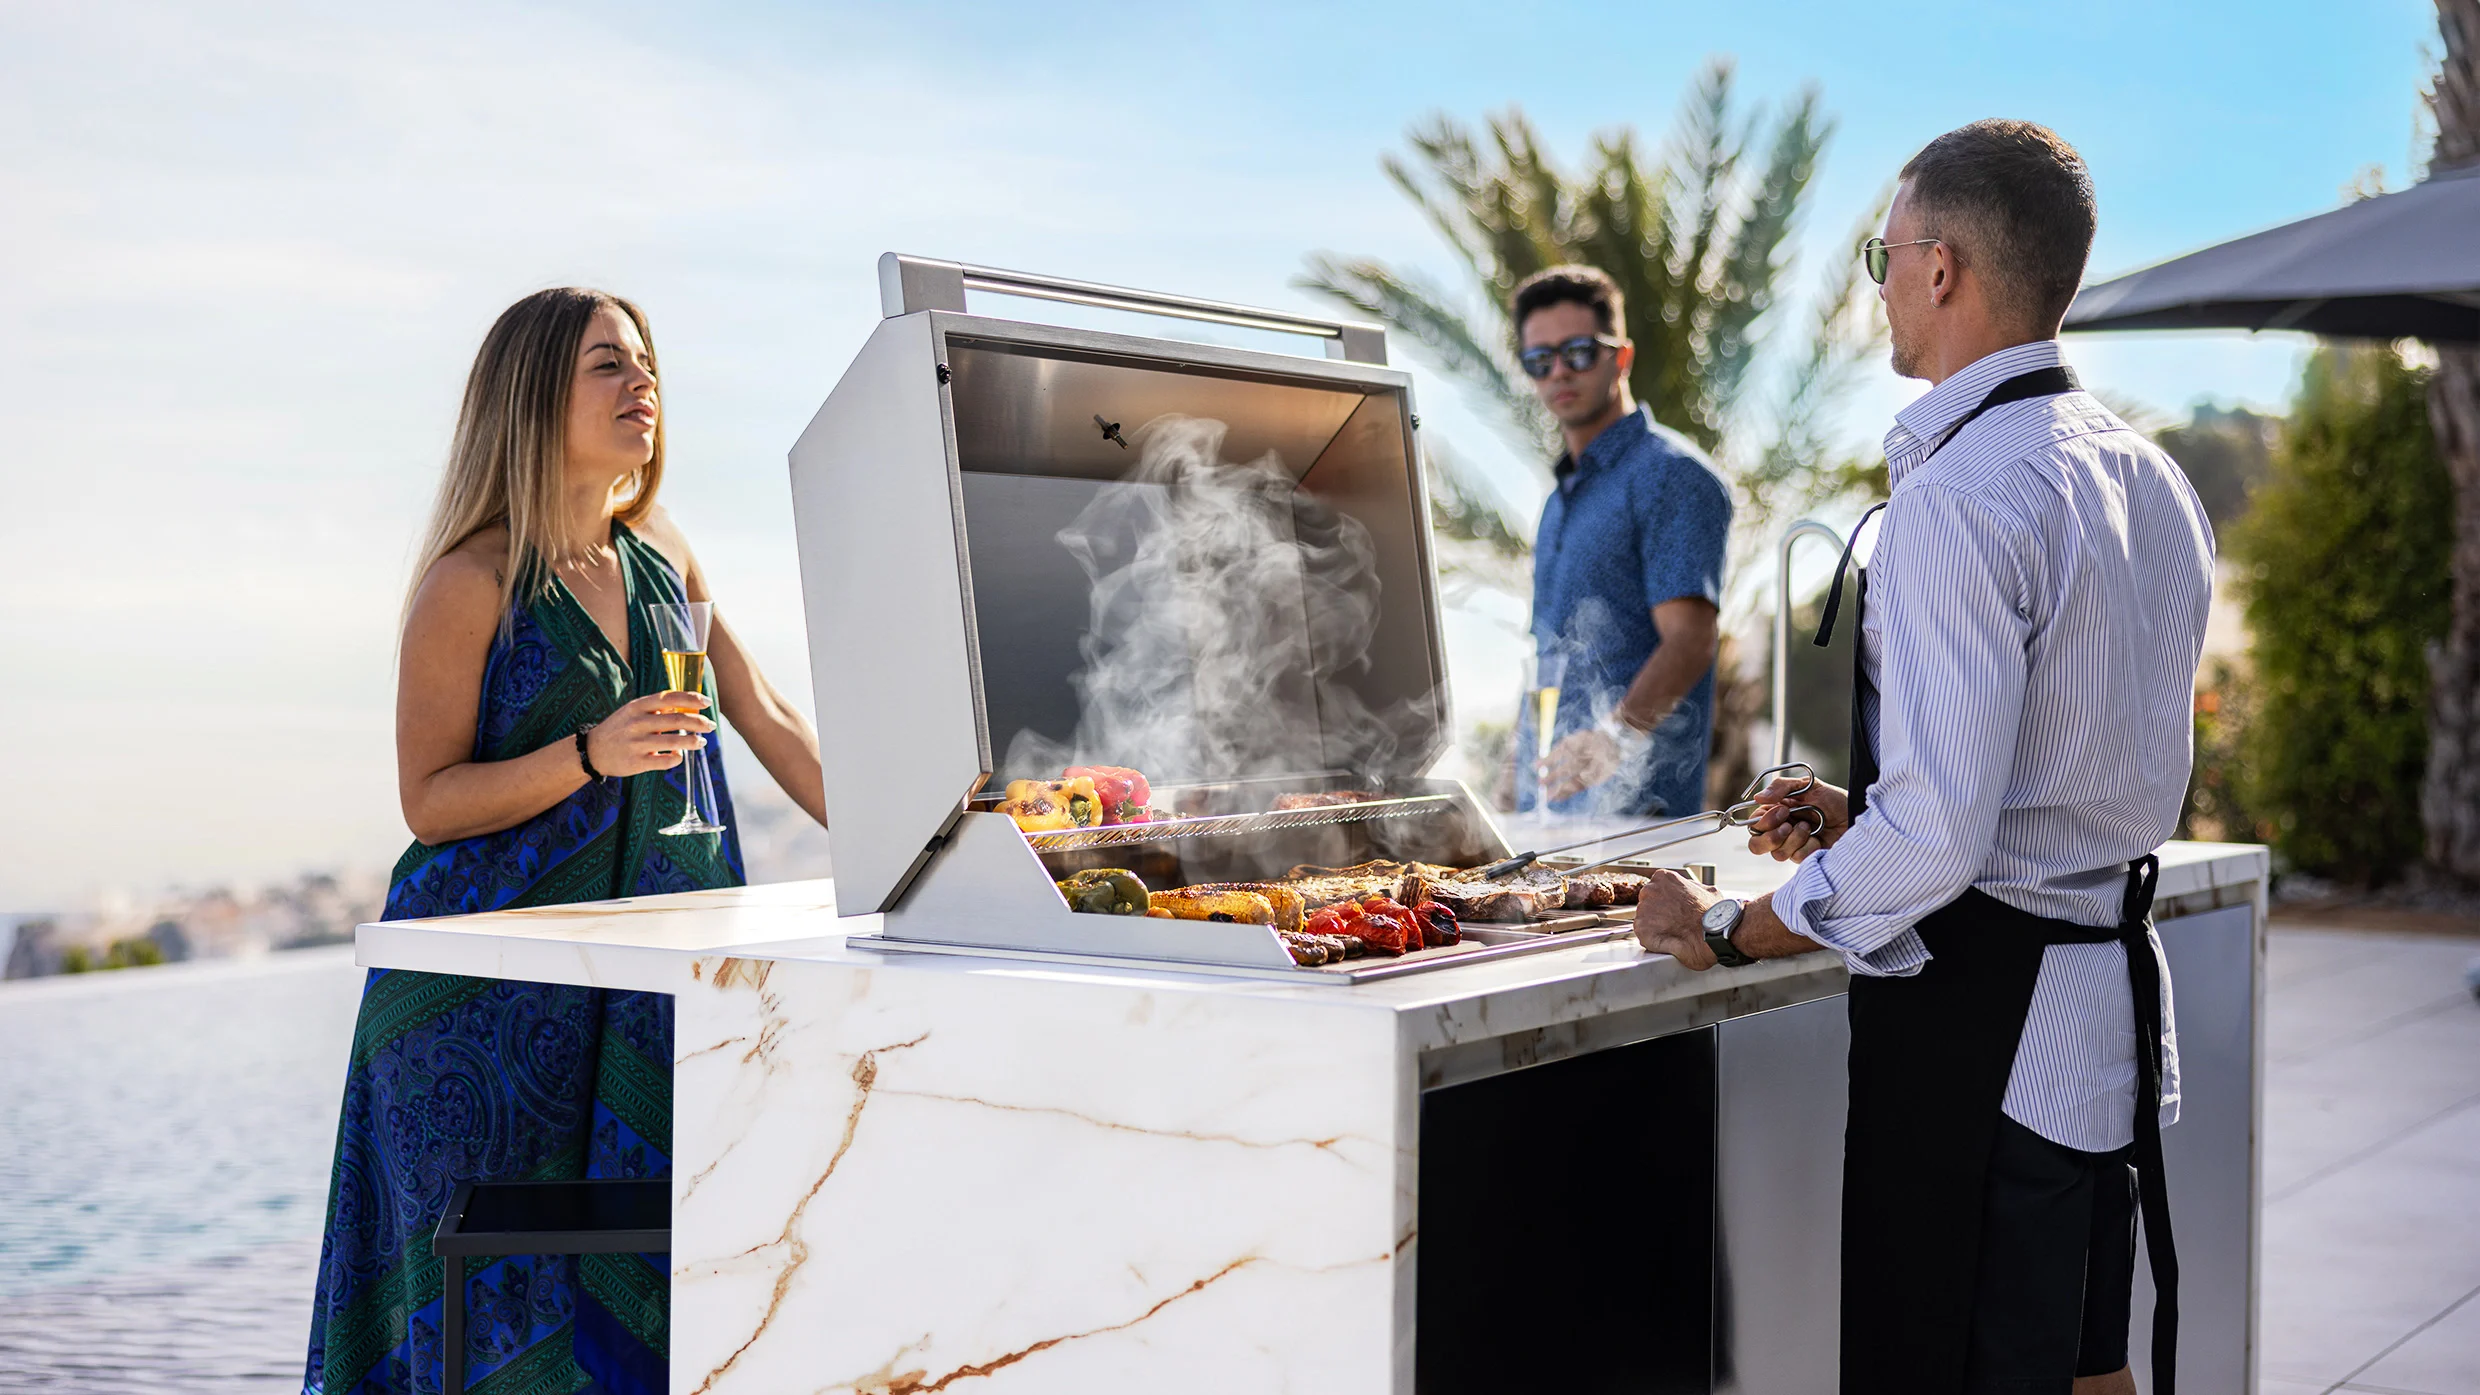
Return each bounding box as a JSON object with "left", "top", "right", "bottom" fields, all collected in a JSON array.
[{"left": 1700, "top": 899, "right": 1738, "bottom": 933}]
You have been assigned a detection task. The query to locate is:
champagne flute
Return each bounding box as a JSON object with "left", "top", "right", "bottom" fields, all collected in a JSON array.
[
  {"left": 646, "top": 600, "right": 727, "bottom": 837},
  {"left": 1528, "top": 651, "right": 1567, "bottom": 818}
]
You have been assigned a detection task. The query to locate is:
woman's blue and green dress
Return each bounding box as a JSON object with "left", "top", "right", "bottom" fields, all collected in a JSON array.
[{"left": 306, "top": 525, "right": 743, "bottom": 1395}]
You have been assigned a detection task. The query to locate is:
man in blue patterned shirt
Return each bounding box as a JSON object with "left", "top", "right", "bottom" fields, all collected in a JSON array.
[{"left": 1508, "top": 265, "right": 1733, "bottom": 818}]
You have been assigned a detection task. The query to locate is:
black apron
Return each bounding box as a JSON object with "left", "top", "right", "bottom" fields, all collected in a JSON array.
[{"left": 1811, "top": 366, "right": 2179, "bottom": 1394}]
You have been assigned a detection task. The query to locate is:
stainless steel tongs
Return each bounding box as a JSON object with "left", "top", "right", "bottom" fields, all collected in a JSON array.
[{"left": 1489, "top": 763, "right": 1827, "bottom": 881}]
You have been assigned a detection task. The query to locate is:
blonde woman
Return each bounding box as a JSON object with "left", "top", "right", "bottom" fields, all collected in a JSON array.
[{"left": 304, "top": 288, "right": 824, "bottom": 1395}]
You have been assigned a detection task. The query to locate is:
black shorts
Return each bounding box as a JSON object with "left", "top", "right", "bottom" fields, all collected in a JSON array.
[{"left": 1964, "top": 1115, "right": 2139, "bottom": 1392}]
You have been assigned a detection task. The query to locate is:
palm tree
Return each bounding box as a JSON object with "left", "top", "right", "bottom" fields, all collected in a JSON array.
[
  {"left": 1297, "top": 58, "right": 1885, "bottom": 799},
  {"left": 2423, "top": 0, "right": 2480, "bottom": 881}
]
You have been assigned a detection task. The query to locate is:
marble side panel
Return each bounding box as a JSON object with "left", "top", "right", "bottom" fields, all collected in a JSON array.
[{"left": 670, "top": 954, "right": 1406, "bottom": 1394}]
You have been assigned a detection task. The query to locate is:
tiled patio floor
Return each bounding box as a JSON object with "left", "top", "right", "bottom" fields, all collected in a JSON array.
[{"left": 2259, "top": 924, "right": 2480, "bottom": 1395}]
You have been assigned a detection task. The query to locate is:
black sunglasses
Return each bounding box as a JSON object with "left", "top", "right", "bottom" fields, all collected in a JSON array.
[
  {"left": 1860, "top": 236, "right": 1943, "bottom": 285},
  {"left": 1519, "top": 334, "right": 1626, "bottom": 380}
]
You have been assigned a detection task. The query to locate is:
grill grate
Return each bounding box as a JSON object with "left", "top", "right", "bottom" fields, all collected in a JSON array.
[{"left": 1021, "top": 792, "right": 1461, "bottom": 853}]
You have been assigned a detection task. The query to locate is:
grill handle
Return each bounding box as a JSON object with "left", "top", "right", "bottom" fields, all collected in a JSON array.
[{"left": 878, "top": 252, "right": 1389, "bottom": 364}]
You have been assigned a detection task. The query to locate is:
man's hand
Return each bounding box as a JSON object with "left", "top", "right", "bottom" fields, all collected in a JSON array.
[
  {"left": 1541, "top": 727, "right": 1625, "bottom": 803},
  {"left": 1745, "top": 776, "right": 1853, "bottom": 862},
  {"left": 1630, "top": 868, "right": 1722, "bottom": 969}
]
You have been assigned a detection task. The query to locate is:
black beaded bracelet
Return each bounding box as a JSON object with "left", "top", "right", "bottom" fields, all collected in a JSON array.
[{"left": 575, "top": 726, "right": 605, "bottom": 781}]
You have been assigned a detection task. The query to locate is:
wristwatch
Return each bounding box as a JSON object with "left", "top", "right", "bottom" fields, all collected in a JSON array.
[{"left": 1699, "top": 897, "right": 1757, "bottom": 967}]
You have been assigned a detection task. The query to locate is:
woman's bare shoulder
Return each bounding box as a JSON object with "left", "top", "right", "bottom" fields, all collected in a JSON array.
[
  {"left": 632, "top": 504, "right": 699, "bottom": 577},
  {"left": 408, "top": 528, "right": 511, "bottom": 633}
]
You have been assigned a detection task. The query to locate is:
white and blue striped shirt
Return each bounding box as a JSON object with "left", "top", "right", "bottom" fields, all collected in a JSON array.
[{"left": 1779, "top": 340, "right": 2214, "bottom": 1153}]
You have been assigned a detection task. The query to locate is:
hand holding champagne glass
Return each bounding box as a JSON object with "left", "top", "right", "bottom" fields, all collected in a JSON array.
[{"left": 647, "top": 600, "right": 728, "bottom": 836}]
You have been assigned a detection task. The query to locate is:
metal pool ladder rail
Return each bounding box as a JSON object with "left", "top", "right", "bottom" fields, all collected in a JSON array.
[{"left": 1772, "top": 517, "right": 1855, "bottom": 769}]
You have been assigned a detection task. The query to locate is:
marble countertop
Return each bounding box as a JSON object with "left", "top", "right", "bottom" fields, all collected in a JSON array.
[{"left": 354, "top": 835, "right": 2266, "bottom": 1046}]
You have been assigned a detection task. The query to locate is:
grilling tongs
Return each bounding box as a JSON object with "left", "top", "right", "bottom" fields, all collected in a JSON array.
[{"left": 1473, "top": 762, "right": 1829, "bottom": 880}]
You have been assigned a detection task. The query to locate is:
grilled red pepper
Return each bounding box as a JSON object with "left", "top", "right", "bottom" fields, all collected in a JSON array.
[{"left": 1065, "top": 765, "right": 1153, "bottom": 824}]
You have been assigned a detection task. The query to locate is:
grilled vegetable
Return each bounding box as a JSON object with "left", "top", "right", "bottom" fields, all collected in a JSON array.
[
  {"left": 996, "top": 792, "right": 1075, "bottom": 831},
  {"left": 1179, "top": 882, "right": 1306, "bottom": 933},
  {"left": 1146, "top": 889, "right": 1276, "bottom": 924},
  {"left": 1303, "top": 896, "right": 1418, "bottom": 955},
  {"left": 1065, "top": 765, "right": 1152, "bottom": 824},
  {"left": 1056, "top": 868, "right": 1149, "bottom": 916},
  {"left": 1004, "top": 776, "right": 1103, "bottom": 828}
]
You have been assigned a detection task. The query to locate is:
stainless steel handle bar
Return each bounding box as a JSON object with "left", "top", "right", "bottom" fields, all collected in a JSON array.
[
  {"left": 877, "top": 253, "right": 1390, "bottom": 364},
  {"left": 1773, "top": 518, "right": 1852, "bottom": 768}
]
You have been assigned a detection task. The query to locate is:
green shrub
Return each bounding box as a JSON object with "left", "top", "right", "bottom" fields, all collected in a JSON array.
[
  {"left": 2180, "top": 658, "right": 2264, "bottom": 844},
  {"left": 2229, "top": 346, "right": 2452, "bottom": 882}
]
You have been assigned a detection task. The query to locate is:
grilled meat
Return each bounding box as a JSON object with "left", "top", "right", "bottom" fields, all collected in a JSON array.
[
  {"left": 1424, "top": 870, "right": 1567, "bottom": 922},
  {"left": 1562, "top": 871, "right": 1648, "bottom": 907},
  {"left": 1278, "top": 931, "right": 1363, "bottom": 966},
  {"left": 1270, "top": 790, "right": 1389, "bottom": 811}
]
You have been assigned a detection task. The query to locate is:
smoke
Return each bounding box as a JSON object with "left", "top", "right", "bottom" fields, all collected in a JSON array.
[{"left": 1002, "top": 415, "right": 1422, "bottom": 788}]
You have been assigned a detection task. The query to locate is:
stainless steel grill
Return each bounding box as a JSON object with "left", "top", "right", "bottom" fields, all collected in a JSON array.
[{"left": 789, "top": 255, "right": 1613, "bottom": 978}]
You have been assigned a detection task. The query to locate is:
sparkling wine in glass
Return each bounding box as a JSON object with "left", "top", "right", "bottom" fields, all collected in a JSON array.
[
  {"left": 1528, "top": 651, "right": 1568, "bottom": 818},
  {"left": 647, "top": 600, "right": 727, "bottom": 837}
]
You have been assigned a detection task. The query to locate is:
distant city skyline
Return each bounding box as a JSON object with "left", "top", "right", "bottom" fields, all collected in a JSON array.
[{"left": 0, "top": 0, "right": 2442, "bottom": 907}]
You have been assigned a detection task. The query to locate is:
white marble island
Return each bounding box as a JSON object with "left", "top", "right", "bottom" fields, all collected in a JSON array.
[{"left": 356, "top": 836, "right": 2269, "bottom": 1395}]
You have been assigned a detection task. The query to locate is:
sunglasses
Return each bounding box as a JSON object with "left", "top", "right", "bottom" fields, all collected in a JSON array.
[
  {"left": 1861, "top": 236, "right": 1943, "bottom": 285},
  {"left": 1519, "top": 334, "right": 1626, "bottom": 380}
]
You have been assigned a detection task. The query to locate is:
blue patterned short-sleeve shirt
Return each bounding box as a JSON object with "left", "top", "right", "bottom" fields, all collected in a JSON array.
[{"left": 1519, "top": 405, "right": 1733, "bottom": 818}]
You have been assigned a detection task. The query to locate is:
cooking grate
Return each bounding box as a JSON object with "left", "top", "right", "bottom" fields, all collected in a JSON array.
[{"left": 1021, "top": 792, "right": 1462, "bottom": 853}]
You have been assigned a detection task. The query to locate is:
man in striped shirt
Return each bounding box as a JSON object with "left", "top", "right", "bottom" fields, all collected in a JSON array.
[{"left": 1631, "top": 120, "right": 2214, "bottom": 1394}]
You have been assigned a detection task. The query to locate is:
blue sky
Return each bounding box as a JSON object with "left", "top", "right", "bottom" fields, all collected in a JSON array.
[{"left": 0, "top": 0, "right": 2443, "bottom": 907}]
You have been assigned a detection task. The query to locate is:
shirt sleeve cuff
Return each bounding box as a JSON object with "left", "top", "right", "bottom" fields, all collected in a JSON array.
[{"left": 1778, "top": 853, "right": 1931, "bottom": 978}]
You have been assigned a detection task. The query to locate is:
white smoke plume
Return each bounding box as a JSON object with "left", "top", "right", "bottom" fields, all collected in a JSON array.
[{"left": 1003, "top": 414, "right": 1424, "bottom": 788}]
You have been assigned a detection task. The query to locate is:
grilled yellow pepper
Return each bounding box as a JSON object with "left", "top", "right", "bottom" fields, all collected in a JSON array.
[
  {"left": 996, "top": 793, "right": 1075, "bottom": 831},
  {"left": 1003, "top": 777, "right": 1102, "bottom": 829}
]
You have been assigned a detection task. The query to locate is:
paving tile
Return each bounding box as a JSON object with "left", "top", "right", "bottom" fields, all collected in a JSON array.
[
  {"left": 2268, "top": 925, "right": 2387, "bottom": 990},
  {"left": 2264, "top": 930, "right": 2479, "bottom": 1063},
  {"left": 2263, "top": 999, "right": 2480, "bottom": 1200},
  {"left": 2353, "top": 1285, "right": 2480, "bottom": 1395},
  {"left": 2260, "top": 1099, "right": 2480, "bottom": 1385}
]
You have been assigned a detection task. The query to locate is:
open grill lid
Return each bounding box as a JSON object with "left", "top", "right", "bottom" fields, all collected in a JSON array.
[{"left": 789, "top": 255, "right": 1461, "bottom": 934}]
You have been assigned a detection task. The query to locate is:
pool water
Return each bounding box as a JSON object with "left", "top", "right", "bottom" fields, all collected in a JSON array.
[{"left": 0, "top": 947, "right": 364, "bottom": 1391}]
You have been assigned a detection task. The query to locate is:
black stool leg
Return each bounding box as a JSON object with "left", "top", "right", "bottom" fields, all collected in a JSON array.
[{"left": 442, "top": 1251, "right": 464, "bottom": 1395}]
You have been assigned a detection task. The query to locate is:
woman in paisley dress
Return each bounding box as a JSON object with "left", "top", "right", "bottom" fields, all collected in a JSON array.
[{"left": 304, "top": 288, "right": 827, "bottom": 1395}]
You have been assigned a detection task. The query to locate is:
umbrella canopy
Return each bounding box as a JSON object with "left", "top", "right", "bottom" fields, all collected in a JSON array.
[{"left": 2065, "top": 162, "right": 2480, "bottom": 342}]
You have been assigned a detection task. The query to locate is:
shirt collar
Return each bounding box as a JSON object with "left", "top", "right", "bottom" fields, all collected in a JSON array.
[
  {"left": 1883, "top": 340, "right": 2066, "bottom": 486},
  {"left": 1553, "top": 403, "right": 1651, "bottom": 485}
]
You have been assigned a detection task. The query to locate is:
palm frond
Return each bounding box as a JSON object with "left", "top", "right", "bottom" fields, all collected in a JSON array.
[
  {"left": 1293, "top": 254, "right": 1552, "bottom": 455},
  {"left": 1705, "top": 86, "right": 1831, "bottom": 415}
]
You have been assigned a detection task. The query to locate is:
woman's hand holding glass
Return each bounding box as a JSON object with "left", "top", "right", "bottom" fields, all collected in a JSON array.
[
  {"left": 583, "top": 692, "right": 714, "bottom": 778},
  {"left": 1744, "top": 775, "right": 1852, "bottom": 862}
]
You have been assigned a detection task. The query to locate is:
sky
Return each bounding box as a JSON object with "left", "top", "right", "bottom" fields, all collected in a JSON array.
[{"left": 0, "top": 0, "right": 2444, "bottom": 909}]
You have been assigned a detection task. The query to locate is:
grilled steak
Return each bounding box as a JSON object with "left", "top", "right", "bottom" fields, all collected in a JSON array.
[
  {"left": 1425, "top": 870, "right": 1568, "bottom": 922},
  {"left": 1270, "top": 791, "right": 1389, "bottom": 811}
]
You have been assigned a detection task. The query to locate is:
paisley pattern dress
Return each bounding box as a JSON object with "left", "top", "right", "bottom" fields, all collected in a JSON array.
[{"left": 305, "top": 524, "right": 743, "bottom": 1395}]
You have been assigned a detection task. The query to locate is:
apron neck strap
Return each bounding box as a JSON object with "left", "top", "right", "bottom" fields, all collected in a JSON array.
[{"left": 1809, "top": 363, "right": 2081, "bottom": 651}]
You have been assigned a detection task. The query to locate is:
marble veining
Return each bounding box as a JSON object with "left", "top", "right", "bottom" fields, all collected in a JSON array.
[{"left": 349, "top": 844, "right": 2270, "bottom": 1392}]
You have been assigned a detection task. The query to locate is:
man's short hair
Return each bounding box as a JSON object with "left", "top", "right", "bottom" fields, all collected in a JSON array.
[
  {"left": 1899, "top": 120, "right": 2096, "bottom": 332},
  {"left": 1512, "top": 265, "right": 1626, "bottom": 340}
]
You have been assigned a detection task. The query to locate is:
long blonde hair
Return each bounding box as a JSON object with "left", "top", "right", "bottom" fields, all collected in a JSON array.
[{"left": 406, "top": 287, "right": 666, "bottom": 625}]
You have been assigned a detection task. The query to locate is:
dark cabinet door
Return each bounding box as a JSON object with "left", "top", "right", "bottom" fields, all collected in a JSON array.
[{"left": 1416, "top": 1028, "right": 1716, "bottom": 1395}]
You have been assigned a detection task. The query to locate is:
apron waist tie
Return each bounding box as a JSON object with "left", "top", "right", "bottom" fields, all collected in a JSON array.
[{"left": 1968, "top": 856, "right": 2177, "bottom": 1392}]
